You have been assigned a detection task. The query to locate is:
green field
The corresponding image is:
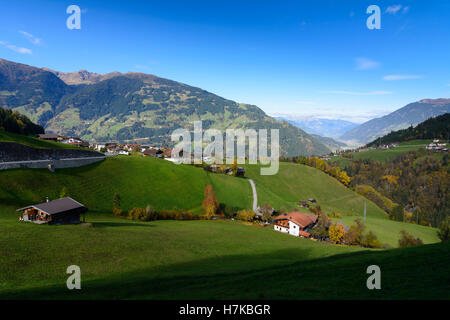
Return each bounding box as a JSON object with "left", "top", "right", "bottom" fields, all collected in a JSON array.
[
  {"left": 0, "top": 214, "right": 448, "bottom": 300},
  {"left": 349, "top": 140, "right": 431, "bottom": 162},
  {"left": 0, "top": 155, "right": 445, "bottom": 299},
  {"left": 244, "top": 162, "right": 439, "bottom": 246},
  {"left": 0, "top": 156, "right": 252, "bottom": 213}
]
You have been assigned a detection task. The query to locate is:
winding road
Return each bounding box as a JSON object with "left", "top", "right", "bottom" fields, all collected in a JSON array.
[{"left": 248, "top": 178, "right": 258, "bottom": 212}]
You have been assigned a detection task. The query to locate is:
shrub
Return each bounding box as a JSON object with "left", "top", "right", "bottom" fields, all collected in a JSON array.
[
  {"left": 343, "top": 218, "right": 365, "bottom": 245},
  {"left": 237, "top": 209, "right": 256, "bottom": 222},
  {"left": 310, "top": 213, "right": 330, "bottom": 240},
  {"left": 128, "top": 207, "right": 146, "bottom": 220},
  {"left": 361, "top": 231, "right": 383, "bottom": 248},
  {"left": 398, "top": 230, "right": 424, "bottom": 247},
  {"left": 202, "top": 185, "right": 219, "bottom": 219},
  {"left": 59, "top": 186, "right": 68, "bottom": 198},
  {"left": 437, "top": 219, "right": 450, "bottom": 242},
  {"left": 112, "top": 207, "right": 123, "bottom": 217},
  {"left": 329, "top": 222, "right": 345, "bottom": 244},
  {"left": 328, "top": 212, "right": 342, "bottom": 218}
]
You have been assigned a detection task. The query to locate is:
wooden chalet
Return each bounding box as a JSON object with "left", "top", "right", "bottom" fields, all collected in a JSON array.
[
  {"left": 17, "top": 197, "right": 87, "bottom": 225},
  {"left": 37, "top": 133, "right": 60, "bottom": 141}
]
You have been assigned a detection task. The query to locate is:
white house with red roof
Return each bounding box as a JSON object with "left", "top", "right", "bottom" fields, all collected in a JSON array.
[{"left": 273, "top": 212, "right": 318, "bottom": 238}]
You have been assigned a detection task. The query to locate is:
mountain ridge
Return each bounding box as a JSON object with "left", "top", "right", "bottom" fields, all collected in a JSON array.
[
  {"left": 339, "top": 99, "right": 450, "bottom": 144},
  {"left": 0, "top": 58, "right": 330, "bottom": 156}
]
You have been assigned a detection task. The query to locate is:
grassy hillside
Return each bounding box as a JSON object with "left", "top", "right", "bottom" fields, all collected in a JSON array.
[
  {"left": 0, "top": 154, "right": 444, "bottom": 299},
  {"left": 244, "top": 162, "right": 439, "bottom": 245},
  {"left": 0, "top": 130, "right": 85, "bottom": 150},
  {"left": 351, "top": 140, "right": 431, "bottom": 162},
  {"left": 0, "top": 156, "right": 251, "bottom": 213},
  {"left": 329, "top": 140, "right": 433, "bottom": 164},
  {"left": 0, "top": 216, "right": 447, "bottom": 299}
]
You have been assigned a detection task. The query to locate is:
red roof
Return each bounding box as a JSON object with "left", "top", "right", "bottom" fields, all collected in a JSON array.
[
  {"left": 299, "top": 231, "right": 311, "bottom": 238},
  {"left": 273, "top": 212, "right": 318, "bottom": 229}
]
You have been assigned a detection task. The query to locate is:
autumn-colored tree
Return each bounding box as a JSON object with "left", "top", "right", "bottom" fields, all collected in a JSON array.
[
  {"left": 230, "top": 157, "right": 238, "bottom": 176},
  {"left": 343, "top": 218, "right": 366, "bottom": 245},
  {"left": 237, "top": 209, "right": 256, "bottom": 222},
  {"left": 260, "top": 203, "right": 273, "bottom": 223},
  {"left": 202, "top": 185, "right": 219, "bottom": 219},
  {"left": 59, "top": 186, "right": 68, "bottom": 198},
  {"left": 438, "top": 218, "right": 450, "bottom": 242},
  {"left": 398, "top": 230, "right": 424, "bottom": 247},
  {"left": 329, "top": 222, "right": 345, "bottom": 244},
  {"left": 310, "top": 212, "right": 330, "bottom": 240},
  {"left": 112, "top": 193, "right": 123, "bottom": 216}
]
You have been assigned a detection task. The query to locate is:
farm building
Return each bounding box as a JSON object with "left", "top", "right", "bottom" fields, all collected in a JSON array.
[
  {"left": 17, "top": 197, "right": 87, "bottom": 225},
  {"left": 273, "top": 212, "right": 318, "bottom": 238},
  {"left": 37, "top": 133, "right": 60, "bottom": 141}
]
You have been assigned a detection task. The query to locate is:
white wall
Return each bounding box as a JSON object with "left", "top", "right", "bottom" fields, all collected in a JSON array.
[
  {"left": 289, "top": 221, "right": 300, "bottom": 237},
  {"left": 273, "top": 221, "right": 301, "bottom": 237},
  {"left": 273, "top": 225, "right": 289, "bottom": 233}
]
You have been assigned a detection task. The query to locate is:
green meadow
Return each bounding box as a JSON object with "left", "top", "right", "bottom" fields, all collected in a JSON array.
[
  {"left": 348, "top": 140, "right": 431, "bottom": 162},
  {"left": 0, "top": 155, "right": 445, "bottom": 299},
  {"left": 0, "top": 131, "right": 89, "bottom": 150}
]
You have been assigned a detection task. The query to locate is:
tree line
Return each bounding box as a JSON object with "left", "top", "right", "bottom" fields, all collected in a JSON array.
[{"left": 0, "top": 107, "right": 44, "bottom": 135}]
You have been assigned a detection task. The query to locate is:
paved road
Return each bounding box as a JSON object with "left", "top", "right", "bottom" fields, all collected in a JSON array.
[{"left": 248, "top": 178, "right": 258, "bottom": 212}]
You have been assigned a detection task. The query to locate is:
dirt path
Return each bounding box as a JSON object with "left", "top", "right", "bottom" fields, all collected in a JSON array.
[{"left": 248, "top": 178, "right": 258, "bottom": 212}]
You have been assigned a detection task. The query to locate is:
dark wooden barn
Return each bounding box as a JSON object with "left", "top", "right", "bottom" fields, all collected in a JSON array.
[{"left": 17, "top": 197, "right": 87, "bottom": 225}]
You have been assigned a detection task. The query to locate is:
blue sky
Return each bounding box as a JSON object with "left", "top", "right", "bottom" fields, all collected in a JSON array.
[{"left": 0, "top": 0, "right": 449, "bottom": 122}]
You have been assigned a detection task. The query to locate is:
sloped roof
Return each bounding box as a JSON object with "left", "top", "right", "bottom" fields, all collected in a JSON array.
[
  {"left": 17, "top": 197, "right": 87, "bottom": 215},
  {"left": 38, "top": 133, "right": 59, "bottom": 139},
  {"left": 273, "top": 212, "right": 318, "bottom": 228}
]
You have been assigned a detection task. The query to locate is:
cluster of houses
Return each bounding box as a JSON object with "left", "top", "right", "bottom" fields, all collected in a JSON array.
[
  {"left": 37, "top": 133, "right": 173, "bottom": 158},
  {"left": 426, "top": 139, "right": 448, "bottom": 152},
  {"left": 207, "top": 164, "right": 245, "bottom": 176},
  {"left": 37, "top": 133, "right": 89, "bottom": 148}
]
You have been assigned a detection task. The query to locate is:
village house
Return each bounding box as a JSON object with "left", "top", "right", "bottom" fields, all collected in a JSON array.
[
  {"left": 61, "top": 137, "right": 89, "bottom": 148},
  {"left": 272, "top": 212, "right": 318, "bottom": 238},
  {"left": 144, "top": 148, "right": 163, "bottom": 158},
  {"left": 124, "top": 144, "right": 141, "bottom": 152},
  {"left": 426, "top": 140, "right": 448, "bottom": 151},
  {"left": 17, "top": 197, "right": 87, "bottom": 225},
  {"left": 37, "top": 133, "right": 60, "bottom": 141}
]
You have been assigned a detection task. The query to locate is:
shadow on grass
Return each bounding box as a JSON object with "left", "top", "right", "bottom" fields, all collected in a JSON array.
[
  {"left": 92, "top": 221, "right": 156, "bottom": 228},
  {"left": 2, "top": 242, "right": 448, "bottom": 300}
]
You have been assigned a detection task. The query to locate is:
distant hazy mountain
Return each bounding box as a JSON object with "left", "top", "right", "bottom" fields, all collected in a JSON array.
[
  {"left": 0, "top": 58, "right": 330, "bottom": 157},
  {"left": 339, "top": 99, "right": 450, "bottom": 144},
  {"left": 310, "top": 134, "right": 347, "bottom": 151},
  {"left": 274, "top": 116, "right": 358, "bottom": 139},
  {"left": 367, "top": 113, "right": 450, "bottom": 147}
]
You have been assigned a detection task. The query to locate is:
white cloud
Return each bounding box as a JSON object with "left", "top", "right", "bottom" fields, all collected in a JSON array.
[
  {"left": 19, "top": 30, "right": 41, "bottom": 45},
  {"left": 326, "top": 90, "right": 392, "bottom": 96},
  {"left": 354, "top": 57, "right": 380, "bottom": 70},
  {"left": 386, "top": 5, "right": 403, "bottom": 14},
  {"left": 0, "top": 41, "right": 32, "bottom": 54},
  {"left": 383, "top": 75, "right": 422, "bottom": 80},
  {"left": 402, "top": 6, "right": 409, "bottom": 13}
]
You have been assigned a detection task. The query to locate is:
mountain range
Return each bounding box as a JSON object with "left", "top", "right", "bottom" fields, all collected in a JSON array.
[
  {"left": 274, "top": 116, "right": 359, "bottom": 139},
  {"left": 339, "top": 99, "right": 450, "bottom": 145},
  {"left": 0, "top": 58, "right": 330, "bottom": 157}
]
